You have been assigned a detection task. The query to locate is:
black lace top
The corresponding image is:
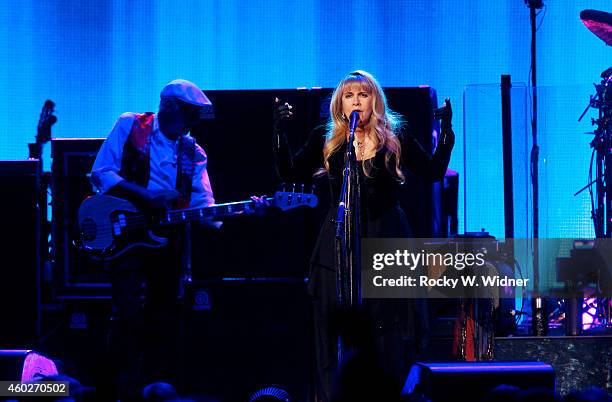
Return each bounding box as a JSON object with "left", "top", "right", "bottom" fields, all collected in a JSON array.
[{"left": 274, "top": 124, "right": 453, "bottom": 269}]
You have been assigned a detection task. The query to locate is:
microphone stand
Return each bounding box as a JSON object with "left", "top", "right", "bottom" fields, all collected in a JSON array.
[
  {"left": 526, "top": 0, "right": 545, "bottom": 336},
  {"left": 334, "top": 116, "right": 362, "bottom": 365}
]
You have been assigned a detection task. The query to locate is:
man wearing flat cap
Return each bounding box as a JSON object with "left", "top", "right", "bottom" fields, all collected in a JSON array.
[
  {"left": 91, "top": 79, "right": 214, "bottom": 399},
  {"left": 92, "top": 79, "right": 215, "bottom": 211}
]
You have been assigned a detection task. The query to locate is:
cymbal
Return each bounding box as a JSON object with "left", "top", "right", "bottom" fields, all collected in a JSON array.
[{"left": 580, "top": 9, "right": 612, "bottom": 46}]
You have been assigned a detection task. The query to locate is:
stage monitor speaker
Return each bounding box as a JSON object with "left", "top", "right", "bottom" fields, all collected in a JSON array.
[
  {"left": 0, "top": 160, "right": 41, "bottom": 347},
  {"left": 403, "top": 361, "right": 555, "bottom": 402}
]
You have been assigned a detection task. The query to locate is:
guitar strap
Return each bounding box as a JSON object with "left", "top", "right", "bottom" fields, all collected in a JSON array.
[
  {"left": 121, "top": 112, "right": 196, "bottom": 209},
  {"left": 120, "top": 112, "right": 155, "bottom": 187},
  {"left": 175, "top": 135, "right": 196, "bottom": 209}
]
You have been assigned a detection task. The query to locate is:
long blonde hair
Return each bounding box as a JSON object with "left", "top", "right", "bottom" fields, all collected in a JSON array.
[{"left": 323, "top": 70, "right": 405, "bottom": 182}]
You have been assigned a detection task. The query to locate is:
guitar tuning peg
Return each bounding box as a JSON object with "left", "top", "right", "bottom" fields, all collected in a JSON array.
[
  {"left": 280, "top": 182, "right": 286, "bottom": 192},
  {"left": 291, "top": 183, "right": 296, "bottom": 193},
  {"left": 310, "top": 184, "right": 316, "bottom": 194},
  {"left": 300, "top": 183, "right": 305, "bottom": 193}
]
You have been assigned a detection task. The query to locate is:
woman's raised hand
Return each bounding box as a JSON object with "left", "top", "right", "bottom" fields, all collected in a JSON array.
[
  {"left": 273, "top": 97, "right": 294, "bottom": 132},
  {"left": 434, "top": 98, "right": 454, "bottom": 147}
]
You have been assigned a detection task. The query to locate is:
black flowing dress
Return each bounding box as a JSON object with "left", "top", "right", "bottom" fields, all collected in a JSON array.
[{"left": 274, "top": 125, "right": 453, "bottom": 401}]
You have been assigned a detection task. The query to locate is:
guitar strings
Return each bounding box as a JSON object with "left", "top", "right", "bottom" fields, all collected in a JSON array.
[{"left": 86, "top": 203, "right": 253, "bottom": 237}]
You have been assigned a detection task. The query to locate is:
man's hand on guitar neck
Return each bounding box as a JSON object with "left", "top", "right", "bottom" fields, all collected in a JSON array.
[
  {"left": 250, "top": 195, "right": 270, "bottom": 216},
  {"left": 199, "top": 195, "right": 269, "bottom": 229}
]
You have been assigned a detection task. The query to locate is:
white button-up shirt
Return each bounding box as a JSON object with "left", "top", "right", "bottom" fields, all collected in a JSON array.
[{"left": 91, "top": 112, "right": 215, "bottom": 208}]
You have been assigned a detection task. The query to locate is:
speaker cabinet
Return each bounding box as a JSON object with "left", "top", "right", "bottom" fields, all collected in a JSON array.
[
  {"left": 0, "top": 160, "right": 41, "bottom": 347},
  {"left": 51, "top": 138, "right": 107, "bottom": 295},
  {"left": 403, "top": 361, "right": 555, "bottom": 401},
  {"left": 184, "top": 280, "right": 312, "bottom": 401}
]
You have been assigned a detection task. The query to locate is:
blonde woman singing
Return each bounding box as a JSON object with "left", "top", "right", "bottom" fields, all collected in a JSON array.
[{"left": 273, "top": 70, "right": 454, "bottom": 401}]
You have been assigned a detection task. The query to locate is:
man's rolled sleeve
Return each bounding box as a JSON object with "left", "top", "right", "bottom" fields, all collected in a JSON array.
[
  {"left": 90, "top": 113, "right": 133, "bottom": 193},
  {"left": 189, "top": 145, "right": 215, "bottom": 208}
]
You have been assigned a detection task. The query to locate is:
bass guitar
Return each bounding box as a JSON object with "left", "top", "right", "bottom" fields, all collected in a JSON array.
[{"left": 78, "top": 190, "right": 317, "bottom": 260}]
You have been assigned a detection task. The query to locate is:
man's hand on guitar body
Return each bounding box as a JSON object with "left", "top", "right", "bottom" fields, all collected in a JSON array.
[
  {"left": 109, "top": 181, "right": 179, "bottom": 216},
  {"left": 145, "top": 189, "right": 180, "bottom": 214}
]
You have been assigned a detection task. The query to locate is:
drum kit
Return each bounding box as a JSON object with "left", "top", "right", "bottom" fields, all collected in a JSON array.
[
  {"left": 578, "top": 9, "right": 612, "bottom": 238},
  {"left": 573, "top": 9, "right": 612, "bottom": 333}
]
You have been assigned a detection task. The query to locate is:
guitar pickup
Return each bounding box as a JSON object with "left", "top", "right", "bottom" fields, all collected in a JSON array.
[
  {"left": 113, "top": 222, "right": 122, "bottom": 236},
  {"left": 112, "top": 213, "right": 127, "bottom": 236}
]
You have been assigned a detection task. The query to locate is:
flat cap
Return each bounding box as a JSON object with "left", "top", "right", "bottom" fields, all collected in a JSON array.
[{"left": 160, "top": 79, "right": 212, "bottom": 107}]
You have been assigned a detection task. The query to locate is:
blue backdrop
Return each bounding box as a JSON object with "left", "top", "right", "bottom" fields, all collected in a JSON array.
[{"left": 1, "top": 0, "right": 610, "bottom": 244}]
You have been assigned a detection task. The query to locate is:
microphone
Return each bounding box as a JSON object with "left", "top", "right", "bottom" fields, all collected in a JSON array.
[{"left": 348, "top": 110, "right": 360, "bottom": 134}]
